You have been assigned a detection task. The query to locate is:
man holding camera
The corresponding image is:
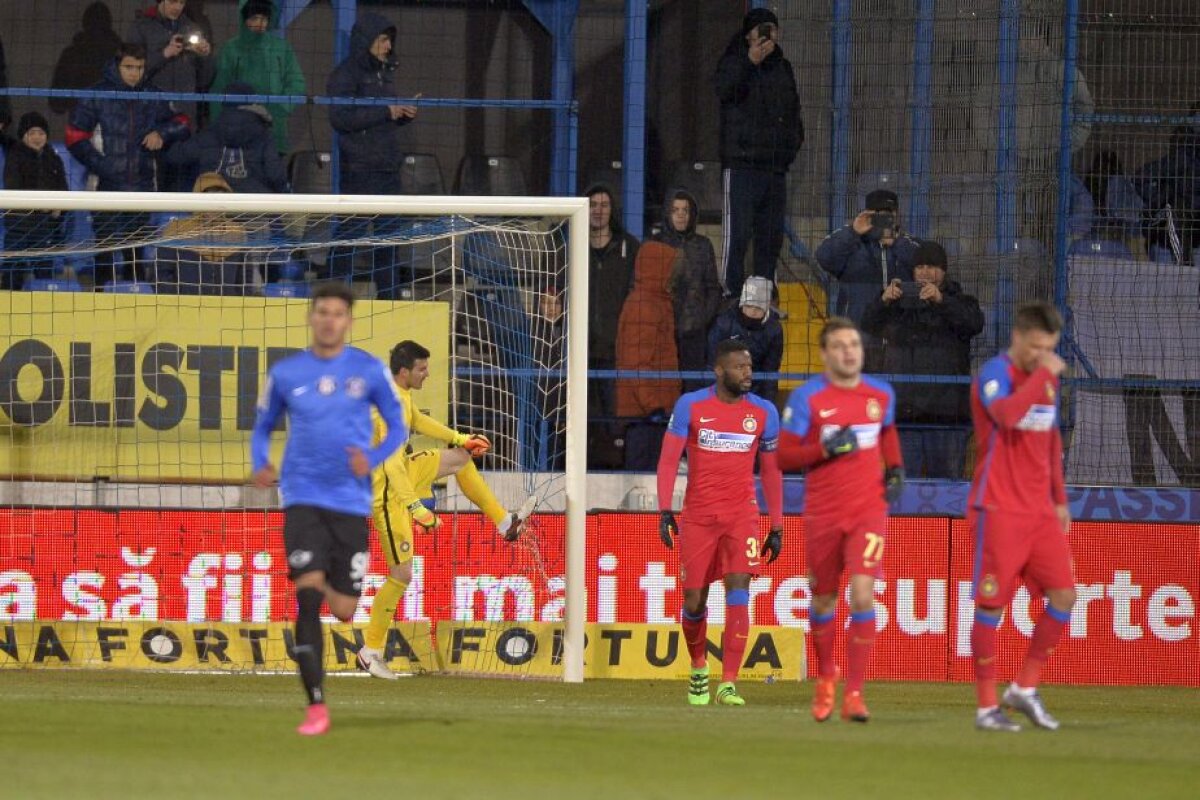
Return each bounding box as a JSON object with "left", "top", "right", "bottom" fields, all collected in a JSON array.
[
  {"left": 816, "top": 189, "right": 920, "bottom": 329},
  {"left": 129, "top": 0, "right": 214, "bottom": 128},
  {"left": 860, "top": 240, "right": 983, "bottom": 479}
]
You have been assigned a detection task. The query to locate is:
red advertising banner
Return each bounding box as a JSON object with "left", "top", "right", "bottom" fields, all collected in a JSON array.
[{"left": 1, "top": 509, "right": 1195, "bottom": 686}]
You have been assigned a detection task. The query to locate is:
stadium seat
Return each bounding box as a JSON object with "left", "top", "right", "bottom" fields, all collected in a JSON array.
[
  {"left": 664, "top": 160, "right": 723, "bottom": 224},
  {"left": 288, "top": 151, "right": 333, "bottom": 195},
  {"left": 454, "top": 155, "right": 527, "bottom": 196},
  {"left": 102, "top": 281, "right": 154, "bottom": 294},
  {"left": 26, "top": 278, "right": 84, "bottom": 292},
  {"left": 1068, "top": 237, "right": 1133, "bottom": 259},
  {"left": 399, "top": 153, "right": 445, "bottom": 195},
  {"left": 262, "top": 282, "right": 311, "bottom": 298}
]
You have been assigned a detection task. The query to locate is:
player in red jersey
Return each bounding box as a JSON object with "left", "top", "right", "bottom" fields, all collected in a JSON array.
[
  {"left": 777, "top": 318, "right": 904, "bottom": 723},
  {"left": 968, "top": 301, "right": 1075, "bottom": 733},
  {"left": 657, "top": 339, "right": 785, "bottom": 707}
]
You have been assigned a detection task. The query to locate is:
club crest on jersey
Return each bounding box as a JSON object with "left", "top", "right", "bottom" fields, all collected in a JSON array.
[
  {"left": 866, "top": 398, "right": 882, "bottom": 421},
  {"left": 346, "top": 376, "right": 366, "bottom": 399},
  {"left": 1045, "top": 383, "right": 1056, "bottom": 401},
  {"left": 979, "top": 574, "right": 999, "bottom": 599},
  {"left": 984, "top": 379, "right": 1000, "bottom": 398},
  {"left": 742, "top": 415, "right": 757, "bottom": 433},
  {"left": 318, "top": 375, "right": 337, "bottom": 396}
]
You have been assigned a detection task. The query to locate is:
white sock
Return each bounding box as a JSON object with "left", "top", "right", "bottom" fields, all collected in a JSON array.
[
  {"left": 1009, "top": 682, "right": 1035, "bottom": 697},
  {"left": 977, "top": 705, "right": 998, "bottom": 718}
]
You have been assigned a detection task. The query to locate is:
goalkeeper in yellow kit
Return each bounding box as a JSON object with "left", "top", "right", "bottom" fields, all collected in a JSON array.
[{"left": 356, "top": 340, "right": 536, "bottom": 680}]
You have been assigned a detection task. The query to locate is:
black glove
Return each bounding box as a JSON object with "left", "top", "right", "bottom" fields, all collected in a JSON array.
[
  {"left": 761, "top": 528, "right": 783, "bottom": 564},
  {"left": 823, "top": 426, "right": 859, "bottom": 459},
  {"left": 884, "top": 466, "right": 906, "bottom": 504},
  {"left": 659, "top": 511, "right": 678, "bottom": 549}
]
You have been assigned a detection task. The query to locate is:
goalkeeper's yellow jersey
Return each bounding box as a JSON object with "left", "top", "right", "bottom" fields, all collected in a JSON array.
[{"left": 370, "top": 384, "right": 459, "bottom": 513}]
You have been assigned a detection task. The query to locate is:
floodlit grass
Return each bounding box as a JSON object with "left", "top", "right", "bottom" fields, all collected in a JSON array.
[{"left": 1, "top": 672, "right": 1196, "bottom": 799}]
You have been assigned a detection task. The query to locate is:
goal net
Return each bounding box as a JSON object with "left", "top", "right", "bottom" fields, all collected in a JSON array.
[{"left": 0, "top": 190, "right": 587, "bottom": 681}]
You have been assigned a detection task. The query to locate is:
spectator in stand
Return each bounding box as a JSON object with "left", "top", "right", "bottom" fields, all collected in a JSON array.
[
  {"left": 1084, "top": 150, "right": 1143, "bottom": 243},
  {"left": 816, "top": 188, "right": 920, "bottom": 327},
  {"left": 586, "top": 182, "right": 639, "bottom": 468},
  {"left": 714, "top": 8, "right": 803, "bottom": 297},
  {"left": 616, "top": 241, "right": 680, "bottom": 469},
  {"left": 209, "top": 0, "right": 305, "bottom": 155},
  {"left": 154, "top": 172, "right": 250, "bottom": 295},
  {"left": 166, "top": 81, "right": 288, "bottom": 193},
  {"left": 1135, "top": 102, "right": 1200, "bottom": 265},
  {"left": 50, "top": 3, "right": 124, "bottom": 117},
  {"left": 326, "top": 12, "right": 417, "bottom": 298},
  {"left": 0, "top": 33, "right": 11, "bottom": 134},
  {"left": 654, "top": 188, "right": 723, "bottom": 392},
  {"left": 531, "top": 282, "right": 567, "bottom": 471},
  {"left": 860, "top": 240, "right": 983, "bottom": 479},
  {"left": 706, "top": 276, "right": 783, "bottom": 404},
  {"left": 2, "top": 113, "right": 69, "bottom": 289},
  {"left": 67, "top": 42, "right": 190, "bottom": 285},
  {"left": 128, "top": 0, "right": 215, "bottom": 127}
]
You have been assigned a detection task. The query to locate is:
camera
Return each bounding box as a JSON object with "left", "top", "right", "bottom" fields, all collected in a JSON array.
[
  {"left": 898, "top": 281, "right": 922, "bottom": 298},
  {"left": 870, "top": 211, "right": 895, "bottom": 235},
  {"left": 756, "top": 22, "right": 775, "bottom": 40}
]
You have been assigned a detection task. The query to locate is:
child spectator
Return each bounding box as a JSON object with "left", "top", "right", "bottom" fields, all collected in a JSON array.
[{"left": 2, "top": 113, "right": 69, "bottom": 289}]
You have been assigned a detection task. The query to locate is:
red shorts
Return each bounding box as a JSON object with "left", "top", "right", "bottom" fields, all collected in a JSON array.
[
  {"left": 969, "top": 508, "right": 1074, "bottom": 608},
  {"left": 804, "top": 510, "right": 888, "bottom": 596},
  {"left": 678, "top": 510, "right": 761, "bottom": 590}
]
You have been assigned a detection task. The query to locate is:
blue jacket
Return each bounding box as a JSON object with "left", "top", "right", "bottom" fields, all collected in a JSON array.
[
  {"left": 706, "top": 307, "right": 784, "bottom": 404},
  {"left": 166, "top": 103, "right": 288, "bottom": 193},
  {"left": 66, "top": 59, "right": 190, "bottom": 191},
  {"left": 327, "top": 13, "right": 411, "bottom": 175},
  {"left": 815, "top": 225, "right": 919, "bottom": 324}
]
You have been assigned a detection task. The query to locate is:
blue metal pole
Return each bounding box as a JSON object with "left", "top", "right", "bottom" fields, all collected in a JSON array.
[
  {"left": 1054, "top": 0, "right": 1081, "bottom": 320},
  {"left": 276, "top": 0, "right": 314, "bottom": 32},
  {"left": 994, "top": 0, "right": 1020, "bottom": 345},
  {"left": 550, "top": 3, "right": 579, "bottom": 196},
  {"left": 908, "top": 0, "right": 934, "bottom": 238},
  {"left": 829, "top": 0, "right": 853, "bottom": 235},
  {"left": 330, "top": 0, "right": 358, "bottom": 194},
  {"left": 622, "top": 0, "right": 647, "bottom": 239}
]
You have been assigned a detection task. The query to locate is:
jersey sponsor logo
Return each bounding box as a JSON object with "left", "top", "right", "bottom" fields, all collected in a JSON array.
[
  {"left": 818, "top": 408, "right": 838, "bottom": 418},
  {"left": 984, "top": 379, "right": 1000, "bottom": 399},
  {"left": 866, "top": 398, "right": 882, "bottom": 421},
  {"left": 346, "top": 377, "right": 367, "bottom": 399},
  {"left": 742, "top": 415, "right": 757, "bottom": 433},
  {"left": 1016, "top": 403, "right": 1057, "bottom": 431},
  {"left": 697, "top": 429, "right": 756, "bottom": 452},
  {"left": 317, "top": 376, "right": 337, "bottom": 396},
  {"left": 820, "top": 422, "right": 881, "bottom": 449}
]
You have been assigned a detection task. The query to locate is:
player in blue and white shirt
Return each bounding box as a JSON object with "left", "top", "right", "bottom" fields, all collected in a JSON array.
[{"left": 251, "top": 282, "right": 406, "bottom": 736}]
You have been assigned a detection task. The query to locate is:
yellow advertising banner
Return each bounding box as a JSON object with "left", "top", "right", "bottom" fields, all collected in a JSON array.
[
  {"left": 437, "top": 622, "right": 805, "bottom": 681},
  {"left": 0, "top": 620, "right": 438, "bottom": 673},
  {"left": 0, "top": 293, "right": 449, "bottom": 481}
]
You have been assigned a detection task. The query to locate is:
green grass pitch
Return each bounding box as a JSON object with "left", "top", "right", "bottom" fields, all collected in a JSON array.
[{"left": 1, "top": 672, "right": 1196, "bottom": 799}]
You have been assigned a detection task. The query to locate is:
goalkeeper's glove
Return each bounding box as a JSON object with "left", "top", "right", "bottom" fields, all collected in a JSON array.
[
  {"left": 659, "top": 511, "right": 678, "bottom": 550},
  {"left": 823, "top": 426, "right": 859, "bottom": 459},
  {"left": 761, "top": 528, "right": 783, "bottom": 564},
  {"left": 452, "top": 432, "right": 492, "bottom": 457},
  {"left": 884, "top": 466, "right": 906, "bottom": 504},
  {"left": 407, "top": 500, "right": 442, "bottom": 530}
]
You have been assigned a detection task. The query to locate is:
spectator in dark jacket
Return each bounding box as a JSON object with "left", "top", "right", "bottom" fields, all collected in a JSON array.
[
  {"left": 50, "top": 3, "right": 124, "bottom": 117},
  {"left": 166, "top": 82, "right": 287, "bottom": 193},
  {"left": 67, "top": 43, "right": 190, "bottom": 284},
  {"left": 816, "top": 188, "right": 920, "bottom": 362},
  {"left": 0, "top": 34, "right": 10, "bottom": 133},
  {"left": 586, "top": 182, "right": 639, "bottom": 468},
  {"left": 2, "top": 113, "right": 69, "bottom": 289},
  {"left": 653, "top": 188, "right": 723, "bottom": 390},
  {"left": 326, "top": 11, "right": 417, "bottom": 298},
  {"left": 153, "top": 172, "right": 250, "bottom": 295},
  {"left": 1135, "top": 104, "right": 1200, "bottom": 264},
  {"left": 715, "top": 9, "right": 803, "bottom": 297},
  {"left": 707, "top": 276, "right": 784, "bottom": 403},
  {"left": 860, "top": 240, "right": 983, "bottom": 479},
  {"left": 127, "top": 1, "right": 215, "bottom": 126}
]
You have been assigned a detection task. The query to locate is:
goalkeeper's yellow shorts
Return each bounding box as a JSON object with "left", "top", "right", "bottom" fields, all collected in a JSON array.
[{"left": 372, "top": 449, "right": 442, "bottom": 567}]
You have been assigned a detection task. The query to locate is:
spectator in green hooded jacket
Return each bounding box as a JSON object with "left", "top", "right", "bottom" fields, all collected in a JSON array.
[{"left": 209, "top": 0, "right": 305, "bottom": 154}]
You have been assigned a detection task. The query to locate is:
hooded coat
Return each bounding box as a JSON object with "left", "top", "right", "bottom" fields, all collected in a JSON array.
[
  {"left": 1136, "top": 124, "right": 1200, "bottom": 256},
  {"left": 127, "top": 3, "right": 216, "bottom": 116},
  {"left": 66, "top": 58, "right": 190, "bottom": 191},
  {"left": 2, "top": 135, "right": 69, "bottom": 251},
  {"left": 166, "top": 90, "right": 287, "bottom": 192},
  {"left": 714, "top": 31, "right": 803, "bottom": 173},
  {"left": 859, "top": 277, "right": 984, "bottom": 422},
  {"left": 327, "top": 12, "right": 411, "bottom": 175},
  {"left": 616, "top": 241, "right": 681, "bottom": 417},
  {"left": 815, "top": 225, "right": 920, "bottom": 324},
  {"left": 587, "top": 183, "right": 639, "bottom": 367},
  {"left": 154, "top": 172, "right": 251, "bottom": 295},
  {"left": 209, "top": 0, "right": 306, "bottom": 153},
  {"left": 653, "top": 188, "right": 724, "bottom": 336},
  {"left": 50, "top": 3, "right": 125, "bottom": 116}
]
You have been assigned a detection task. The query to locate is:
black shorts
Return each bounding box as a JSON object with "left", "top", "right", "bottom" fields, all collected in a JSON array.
[{"left": 283, "top": 505, "right": 371, "bottom": 597}]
